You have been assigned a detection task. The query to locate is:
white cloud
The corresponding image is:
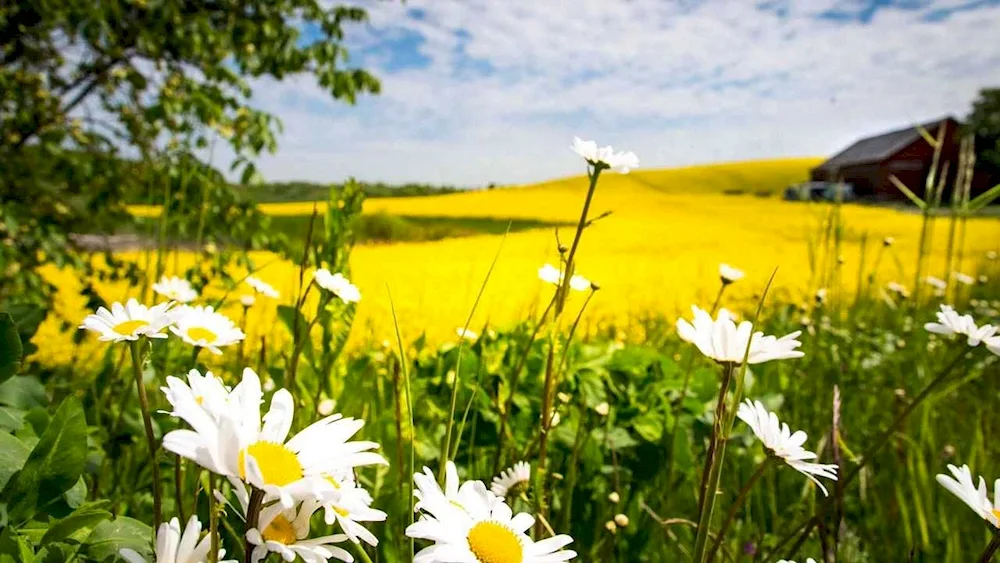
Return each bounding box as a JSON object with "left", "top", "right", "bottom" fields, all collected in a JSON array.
[{"left": 243, "top": 0, "right": 1000, "bottom": 186}]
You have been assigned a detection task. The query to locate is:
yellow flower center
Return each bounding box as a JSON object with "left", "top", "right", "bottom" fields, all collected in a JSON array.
[
  {"left": 187, "top": 326, "right": 217, "bottom": 343},
  {"left": 113, "top": 319, "right": 149, "bottom": 336},
  {"left": 262, "top": 514, "right": 297, "bottom": 545},
  {"left": 467, "top": 521, "right": 523, "bottom": 563},
  {"left": 993, "top": 508, "right": 1000, "bottom": 523},
  {"left": 238, "top": 442, "right": 303, "bottom": 486}
]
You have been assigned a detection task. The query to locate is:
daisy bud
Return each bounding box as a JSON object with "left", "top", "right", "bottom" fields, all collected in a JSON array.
[
  {"left": 837, "top": 255, "right": 845, "bottom": 265},
  {"left": 590, "top": 281, "right": 601, "bottom": 291},
  {"left": 883, "top": 236, "right": 894, "bottom": 247},
  {"left": 979, "top": 275, "right": 988, "bottom": 285},
  {"left": 987, "top": 251, "right": 997, "bottom": 260},
  {"left": 240, "top": 294, "right": 256, "bottom": 308},
  {"left": 558, "top": 244, "right": 568, "bottom": 254},
  {"left": 608, "top": 491, "right": 620, "bottom": 503},
  {"left": 815, "top": 288, "right": 828, "bottom": 305},
  {"left": 557, "top": 392, "right": 571, "bottom": 404},
  {"left": 594, "top": 402, "right": 610, "bottom": 416},
  {"left": 942, "top": 444, "right": 956, "bottom": 458},
  {"left": 317, "top": 398, "right": 336, "bottom": 416},
  {"left": 262, "top": 378, "right": 276, "bottom": 392},
  {"left": 605, "top": 521, "right": 617, "bottom": 534},
  {"left": 614, "top": 514, "right": 629, "bottom": 528}
]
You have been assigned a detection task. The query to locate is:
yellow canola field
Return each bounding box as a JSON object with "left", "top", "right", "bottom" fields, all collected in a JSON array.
[{"left": 40, "top": 158, "right": 1000, "bottom": 366}]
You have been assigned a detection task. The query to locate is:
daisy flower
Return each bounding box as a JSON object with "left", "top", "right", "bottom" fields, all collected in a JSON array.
[
  {"left": 240, "top": 294, "right": 256, "bottom": 308},
  {"left": 814, "top": 288, "right": 828, "bottom": 305},
  {"left": 924, "top": 304, "right": 997, "bottom": 346},
  {"left": 538, "top": 264, "right": 589, "bottom": 292},
  {"left": 245, "top": 276, "right": 280, "bottom": 299},
  {"left": 247, "top": 501, "right": 354, "bottom": 563},
  {"left": 152, "top": 276, "right": 198, "bottom": 303},
  {"left": 414, "top": 462, "right": 463, "bottom": 513},
  {"left": 407, "top": 464, "right": 577, "bottom": 563},
  {"left": 119, "top": 515, "right": 231, "bottom": 563},
  {"left": 571, "top": 137, "right": 638, "bottom": 174},
  {"left": 170, "top": 305, "right": 245, "bottom": 355},
  {"left": 737, "top": 399, "right": 838, "bottom": 496},
  {"left": 886, "top": 282, "right": 910, "bottom": 298},
  {"left": 491, "top": 461, "right": 531, "bottom": 499},
  {"left": 924, "top": 276, "right": 948, "bottom": 290},
  {"left": 778, "top": 559, "right": 817, "bottom": 563},
  {"left": 162, "top": 368, "right": 387, "bottom": 508},
  {"left": 456, "top": 327, "right": 478, "bottom": 341},
  {"left": 160, "top": 369, "right": 231, "bottom": 421},
  {"left": 883, "top": 236, "right": 894, "bottom": 246},
  {"left": 676, "top": 306, "right": 804, "bottom": 364},
  {"left": 936, "top": 464, "right": 999, "bottom": 528},
  {"left": 80, "top": 299, "right": 174, "bottom": 342},
  {"left": 953, "top": 272, "right": 976, "bottom": 286},
  {"left": 719, "top": 264, "right": 744, "bottom": 285},
  {"left": 987, "top": 336, "right": 1000, "bottom": 357},
  {"left": 314, "top": 269, "right": 361, "bottom": 304},
  {"left": 319, "top": 471, "right": 387, "bottom": 547}
]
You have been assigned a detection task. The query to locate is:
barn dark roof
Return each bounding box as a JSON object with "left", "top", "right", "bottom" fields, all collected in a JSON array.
[{"left": 814, "top": 116, "right": 958, "bottom": 173}]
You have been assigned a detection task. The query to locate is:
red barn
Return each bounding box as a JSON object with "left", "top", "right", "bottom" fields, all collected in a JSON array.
[{"left": 810, "top": 117, "right": 995, "bottom": 202}]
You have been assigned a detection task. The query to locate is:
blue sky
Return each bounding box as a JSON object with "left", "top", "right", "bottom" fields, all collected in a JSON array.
[{"left": 243, "top": 0, "right": 1000, "bottom": 186}]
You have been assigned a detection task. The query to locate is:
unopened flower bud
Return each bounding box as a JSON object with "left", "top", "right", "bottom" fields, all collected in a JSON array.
[
  {"left": 604, "top": 521, "right": 617, "bottom": 533},
  {"left": 883, "top": 236, "right": 894, "bottom": 247},
  {"left": 614, "top": 514, "right": 629, "bottom": 527},
  {"left": 240, "top": 294, "right": 256, "bottom": 307},
  {"left": 595, "top": 402, "right": 610, "bottom": 416},
  {"left": 608, "top": 491, "right": 620, "bottom": 503}
]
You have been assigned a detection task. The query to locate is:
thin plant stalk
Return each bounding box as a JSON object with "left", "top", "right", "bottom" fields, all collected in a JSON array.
[
  {"left": 692, "top": 269, "right": 777, "bottom": 563},
  {"left": 208, "top": 473, "right": 219, "bottom": 563},
  {"left": 691, "top": 362, "right": 737, "bottom": 562},
  {"left": 387, "top": 286, "right": 415, "bottom": 558},
  {"left": 494, "top": 295, "right": 556, "bottom": 473},
  {"left": 535, "top": 165, "right": 604, "bottom": 525},
  {"left": 979, "top": 531, "right": 1000, "bottom": 563},
  {"left": 286, "top": 207, "right": 320, "bottom": 391},
  {"left": 243, "top": 487, "right": 265, "bottom": 563},
  {"left": 439, "top": 227, "right": 509, "bottom": 481},
  {"left": 128, "top": 339, "right": 162, "bottom": 531},
  {"left": 706, "top": 457, "right": 775, "bottom": 563},
  {"left": 770, "top": 347, "right": 972, "bottom": 561}
]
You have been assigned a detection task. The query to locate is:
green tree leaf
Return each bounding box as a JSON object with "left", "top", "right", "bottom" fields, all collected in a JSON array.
[
  {"left": 0, "top": 397, "right": 87, "bottom": 524},
  {"left": 0, "top": 432, "right": 29, "bottom": 491},
  {"left": 0, "top": 314, "right": 22, "bottom": 386},
  {"left": 41, "top": 502, "right": 112, "bottom": 546},
  {"left": 84, "top": 517, "right": 152, "bottom": 562},
  {"left": 0, "top": 376, "right": 47, "bottom": 410}
]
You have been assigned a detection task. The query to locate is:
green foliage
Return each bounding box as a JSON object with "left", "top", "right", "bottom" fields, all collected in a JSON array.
[
  {"left": 0, "top": 314, "right": 22, "bottom": 386},
  {"left": 966, "top": 87, "right": 1000, "bottom": 170},
  {"left": 0, "top": 0, "right": 379, "bottom": 327},
  {"left": 226, "top": 180, "right": 465, "bottom": 203}
]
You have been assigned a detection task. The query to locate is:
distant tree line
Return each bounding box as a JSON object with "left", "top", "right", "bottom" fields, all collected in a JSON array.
[{"left": 235, "top": 180, "right": 466, "bottom": 202}]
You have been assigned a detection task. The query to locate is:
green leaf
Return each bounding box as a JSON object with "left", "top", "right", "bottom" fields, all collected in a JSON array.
[
  {"left": 42, "top": 502, "right": 112, "bottom": 545},
  {"left": 84, "top": 517, "right": 152, "bottom": 562},
  {"left": 0, "top": 528, "right": 34, "bottom": 563},
  {"left": 0, "top": 407, "right": 25, "bottom": 432},
  {"left": 1, "top": 397, "right": 87, "bottom": 524},
  {"left": 0, "top": 432, "right": 30, "bottom": 491},
  {"left": 0, "top": 376, "right": 47, "bottom": 410},
  {"left": 0, "top": 315, "right": 22, "bottom": 386},
  {"left": 887, "top": 174, "right": 926, "bottom": 209},
  {"left": 631, "top": 412, "right": 664, "bottom": 442},
  {"left": 969, "top": 182, "right": 1000, "bottom": 212}
]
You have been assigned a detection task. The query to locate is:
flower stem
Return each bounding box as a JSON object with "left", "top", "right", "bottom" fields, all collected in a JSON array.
[
  {"left": 355, "top": 545, "right": 376, "bottom": 563},
  {"left": 243, "top": 487, "right": 265, "bottom": 563},
  {"left": 175, "top": 456, "right": 185, "bottom": 523},
  {"left": 556, "top": 165, "right": 603, "bottom": 315},
  {"left": 979, "top": 530, "right": 1000, "bottom": 563},
  {"left": 208, "top": 473, "right": 219, "bottom": 563},
  {"left": 706, "top": 457, "right": 774, "bottom": 563},
  {"left": 128, "top": 339, "right": 162, "bottom": 531},
  {"left": 692, "top": 361, "right": 737, "bottom": 563},
  {"left": 494, "top": 296, "right": 555, "bottom": 474},
  {"left": 768, "top": 347, "right": 972, "bottom": 561}
]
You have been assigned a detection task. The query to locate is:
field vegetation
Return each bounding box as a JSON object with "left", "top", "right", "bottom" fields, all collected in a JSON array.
[{"left": 4, "top": 2, "right": 1000, "bottom": 563}]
